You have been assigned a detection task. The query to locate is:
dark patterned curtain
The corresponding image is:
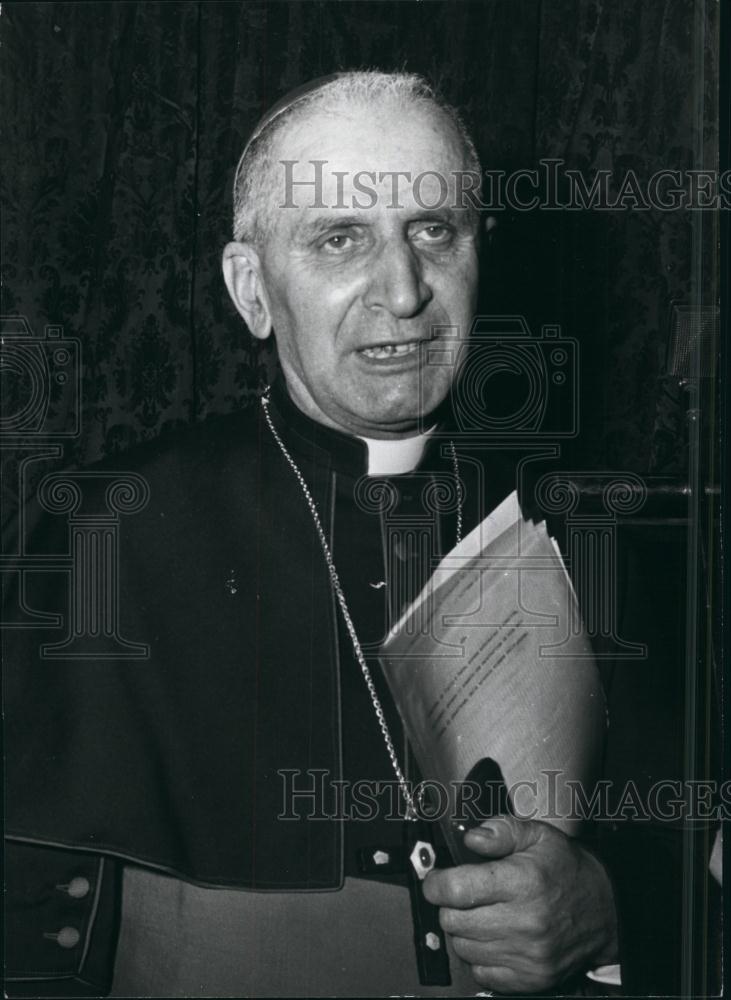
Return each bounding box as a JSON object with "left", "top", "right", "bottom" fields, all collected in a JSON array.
[{"left": 1, "top": 0, "right": 719, "bottom": 472}]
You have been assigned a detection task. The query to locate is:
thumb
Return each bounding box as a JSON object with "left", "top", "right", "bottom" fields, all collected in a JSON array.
[{"left": 462, "top": 813, "right": 545, "bottom": 860}]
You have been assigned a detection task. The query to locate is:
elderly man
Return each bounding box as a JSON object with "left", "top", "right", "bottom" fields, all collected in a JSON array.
[
  {"left": 219, "top": 71, "right": 620, "bottom": 995},
  {"left": 6, "top": 71, "right": 690, "bottom": 998}
]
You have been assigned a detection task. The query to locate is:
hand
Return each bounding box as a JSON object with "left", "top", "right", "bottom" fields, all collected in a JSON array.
[{"left": 423, "top": 815, "right": 619, "bottom": 995}]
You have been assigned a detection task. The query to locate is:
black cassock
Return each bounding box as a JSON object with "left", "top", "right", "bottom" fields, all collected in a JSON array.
[{"left": 4, "top": 378, "right": 714, "bottom": 996}]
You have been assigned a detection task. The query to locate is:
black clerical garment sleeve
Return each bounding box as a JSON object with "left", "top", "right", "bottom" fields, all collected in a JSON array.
[{"left": 4, "top": 843, "right": 121, "bottom": 998}]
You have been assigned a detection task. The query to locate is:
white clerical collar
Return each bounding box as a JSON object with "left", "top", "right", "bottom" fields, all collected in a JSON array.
[{"left": 359, "top": 427, "right": 436, "bottom": 476}]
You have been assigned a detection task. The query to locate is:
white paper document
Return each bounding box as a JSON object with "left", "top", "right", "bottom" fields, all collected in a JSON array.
[{"left": 380, "top": 491, "right": 606, "bottom": 857}]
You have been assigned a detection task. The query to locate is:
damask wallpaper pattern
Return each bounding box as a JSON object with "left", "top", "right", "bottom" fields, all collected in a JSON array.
[{"left": 1, "top": 1, "right": 719, "bottom": 476}]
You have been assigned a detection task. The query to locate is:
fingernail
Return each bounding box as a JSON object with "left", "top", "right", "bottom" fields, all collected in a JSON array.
[{"left": 470, "top": 824, "right": 496, "bottom": 839}]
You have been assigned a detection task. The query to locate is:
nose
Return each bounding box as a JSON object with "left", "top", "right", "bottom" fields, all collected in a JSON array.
[{"left": 363, "top": 240, "right": 432, "bottom": 318}]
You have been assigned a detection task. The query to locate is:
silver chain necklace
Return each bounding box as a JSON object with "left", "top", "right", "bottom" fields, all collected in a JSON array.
[{"left": 260, "top": 391, "right": 463, "bottom": 821}]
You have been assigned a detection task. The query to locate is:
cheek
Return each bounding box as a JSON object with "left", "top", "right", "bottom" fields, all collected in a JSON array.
[
  {"left": 453, "top": 262, "right": 479, "bottom": 305},
  {"left": 283, "top": 276, "right": 362, "bottom": 339},
  {"left": 291, "top": 260, "right": 365, "bottom": 304},
  {"left": 423, "top": 365, "right": 457, "bottom": 401},
  {"left": 431, "top": 262, "right": 478, "bottom": 316}
]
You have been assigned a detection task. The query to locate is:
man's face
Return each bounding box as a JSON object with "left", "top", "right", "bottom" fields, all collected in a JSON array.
[{"left": 255, "top": 102, "right": 479, "bottom": 438}]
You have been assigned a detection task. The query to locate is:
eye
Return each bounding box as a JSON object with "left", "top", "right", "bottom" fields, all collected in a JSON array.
[
  {"left": 412, "top": 223, "right": 453, "bottom": 246},
  {"left": 321, "top": 232, "right": 354, "bottom": 252}
]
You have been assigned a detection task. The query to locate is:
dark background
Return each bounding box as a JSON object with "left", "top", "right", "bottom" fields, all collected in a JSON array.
[{"left": 0, "top": 0, "right": 720, "bottom": 474}]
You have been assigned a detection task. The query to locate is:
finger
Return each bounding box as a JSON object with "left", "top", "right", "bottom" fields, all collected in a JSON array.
[
  {"left": 468, "top": 963, "right": 547, "bottom": 995},
  {"left": 451, "top": 931, "right": 552, "bottom": 970},
  {"left": 439, "top": 902, "right": 537, "bottom": 941},
  {"left": 462, "top": 815, "right": 544, "bottom": 860},
  {"left": 451, "top": 935, "right": 509, "bottom": 966},
  {"left": 423, "top": 860, "right": 507, "bottom": 908}
]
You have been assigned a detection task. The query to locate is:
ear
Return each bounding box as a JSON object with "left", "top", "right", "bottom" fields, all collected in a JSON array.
[{"left": 222, "top": 242, "right": 273, "bottom": 340}]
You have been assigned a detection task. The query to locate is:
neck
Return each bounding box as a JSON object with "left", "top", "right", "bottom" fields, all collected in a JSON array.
[
  {"left": 267, "top": 376, "right": 446, "bottom": 478},
  {"left": 281, "top": 383, "right": 435, "bottom": 473}
]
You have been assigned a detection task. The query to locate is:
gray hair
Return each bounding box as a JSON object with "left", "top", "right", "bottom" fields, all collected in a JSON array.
[{"left": 232, "top": 70, "right": 482, "bottom": 245}]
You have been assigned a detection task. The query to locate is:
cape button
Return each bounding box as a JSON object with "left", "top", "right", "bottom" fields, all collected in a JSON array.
[
  {"left": 67, "top": 876, "right": 91, "bottom": 899},
  {"left": 58, "top": 926, "right": 80, "bottom": 948},
  {"left": 44, "top": 927, "right": 80, "bottom": 949}
]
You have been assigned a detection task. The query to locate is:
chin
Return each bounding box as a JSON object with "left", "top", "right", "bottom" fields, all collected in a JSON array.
[
  {"left": 356, "top": 404, "right": 434, "bottom": 436},
  {"left": 338, "top": 381, "right": 451, "bottom": 435}
]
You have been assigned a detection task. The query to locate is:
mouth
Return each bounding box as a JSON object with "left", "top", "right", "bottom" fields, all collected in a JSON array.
[{"left": 358, "top": 339, "right": 425, "bottom": 361}]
